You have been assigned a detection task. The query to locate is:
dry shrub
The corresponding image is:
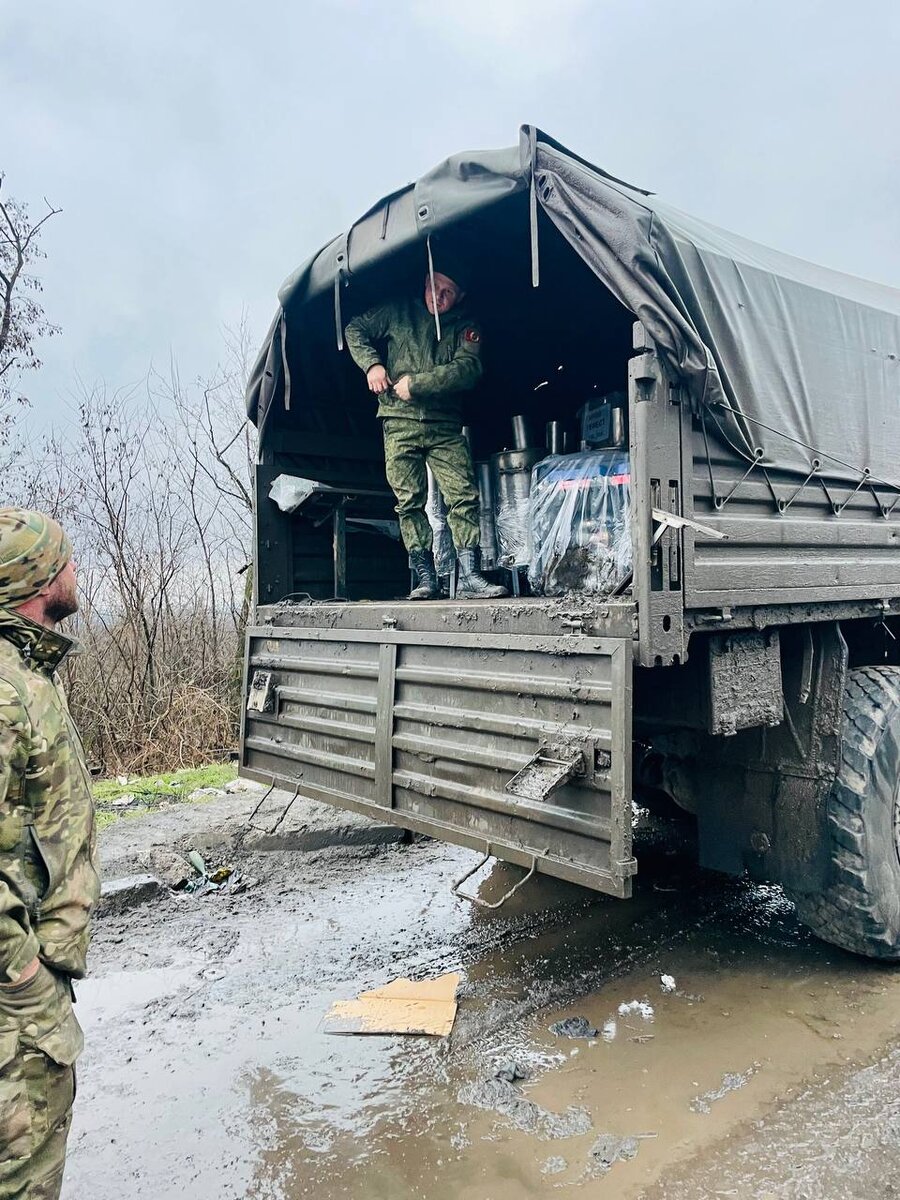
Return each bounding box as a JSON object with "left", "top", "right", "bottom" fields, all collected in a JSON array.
[
  {"left": 64, "top": 613, "right": 241, "bottom": 775},
  {"left": 14, "top": 330, "right": 255, "bottom": 774}
]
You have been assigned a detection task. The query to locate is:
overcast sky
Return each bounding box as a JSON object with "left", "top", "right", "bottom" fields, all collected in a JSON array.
[{"left": 3, "top": 0, "right": 899, "bottom": 424}]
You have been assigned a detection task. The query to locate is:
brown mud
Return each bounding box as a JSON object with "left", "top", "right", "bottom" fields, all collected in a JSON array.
[{"left": 64, "top": 796, "right": 900, "bottom": 1199}]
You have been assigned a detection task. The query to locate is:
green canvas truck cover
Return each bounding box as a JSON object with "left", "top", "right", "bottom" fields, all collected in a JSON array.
[{"left": 247, "top": 125, "right": 900, "bottom": 490}]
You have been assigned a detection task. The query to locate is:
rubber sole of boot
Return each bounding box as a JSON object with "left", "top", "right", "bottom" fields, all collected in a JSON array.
[{"left": 457, "top": 585, "right": 509, "bottom": 599}]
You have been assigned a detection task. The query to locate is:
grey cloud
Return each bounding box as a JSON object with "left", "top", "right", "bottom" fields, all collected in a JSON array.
[{"left": 1, "top": 0, "right": 898, "bottom": 427}]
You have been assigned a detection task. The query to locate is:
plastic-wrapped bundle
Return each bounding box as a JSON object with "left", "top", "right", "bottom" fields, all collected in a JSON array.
[
  {"left": 495, "top": 496, "right": 530, "bottom": 567},
  {"left": 426, "top": 466, "right": 456, "bottom": 577},
  {"left": 528, "top": 451, "right": 632, "bottom": 596},
  {"left": 492, "top": 449, "right": 543, "bottom": 568}
]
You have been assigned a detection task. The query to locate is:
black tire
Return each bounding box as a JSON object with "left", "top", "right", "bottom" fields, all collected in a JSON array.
[{"left": 791, "top": 666, "right": 900, "bottom": 960}]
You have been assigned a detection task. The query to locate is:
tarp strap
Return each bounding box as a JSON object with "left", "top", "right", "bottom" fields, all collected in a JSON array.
[
  {"left": 280, "top": 312, "right": 292, "bottom": 412},
  {"left": 426, "top": 234, "right": 442, "bottom": 342},
  {"left": 334, "top": 271, "right": 344, "bottom": 353},
  {"left": 529, "top": 126, "right": 540, "bottom": 288}
]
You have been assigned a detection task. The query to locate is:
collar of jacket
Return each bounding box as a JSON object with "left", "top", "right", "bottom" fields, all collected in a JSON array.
[
  {"left": 0, "top": 607, "right": 78, "bottom": 671},
  {"left": 417, "top": 298, "right": 470, "bottom": 325}
]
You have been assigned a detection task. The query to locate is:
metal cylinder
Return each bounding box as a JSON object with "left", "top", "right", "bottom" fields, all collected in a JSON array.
[
  {"left": 491, "top": 447, "right": 543, "bottom": 567},
  {"left": 510, "top": 414, "right": 531, "bottom": 451},
  {"left": 461, "top": 425, "right": 473, "bottom": 446},
  {"left": 476, "top": 461, "right": 498, "bottom": 569},
  {"left": 546, "top": 421, "right": 564, "bottom": 455},
  {"left": 609, "top": 405, "right": 626, "bottom": 449}
]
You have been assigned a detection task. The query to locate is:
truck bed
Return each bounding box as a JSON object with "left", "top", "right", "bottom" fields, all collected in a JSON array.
[{"left": 256, "top": 596, "right": 635, "bottom": 641}]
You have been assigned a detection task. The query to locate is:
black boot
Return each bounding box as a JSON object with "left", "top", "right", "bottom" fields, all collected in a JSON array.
[
  {"left": 408, "top": 549, "right": 439, "bottom": 600},
  {"left": 456, "top": 548, "right": 509, "bottom": 599}
]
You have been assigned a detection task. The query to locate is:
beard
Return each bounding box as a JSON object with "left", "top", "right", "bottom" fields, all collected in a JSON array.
[{"left": 44, "top": 582, "right": 79, "bottom": 624}]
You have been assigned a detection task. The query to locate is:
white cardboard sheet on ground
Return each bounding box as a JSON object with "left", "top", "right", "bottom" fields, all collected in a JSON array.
[{"left": 322, "top": 972, "right": 461, "bottom": 1037}]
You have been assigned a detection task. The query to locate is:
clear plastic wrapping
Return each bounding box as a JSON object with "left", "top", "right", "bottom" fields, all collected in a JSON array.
[
  {"left": 527, "top": 450, "right": 632, "bottom": 596},
  {"left": 268, "top": 473, "right": 318, "bottom": 513},
  {"left": 493, "top": 449, "right": 542, "bottom": 568},
  {"left": 426, "top": 466, "right": 457, "bottom": 577},
  {"left": 495, "top": 497, "right": 531, "bottom": 567}
]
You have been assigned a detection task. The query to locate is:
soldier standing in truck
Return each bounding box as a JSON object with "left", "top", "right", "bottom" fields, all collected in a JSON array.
[{"left": 344, "top": 263, "right": 508, "bottom": 601}]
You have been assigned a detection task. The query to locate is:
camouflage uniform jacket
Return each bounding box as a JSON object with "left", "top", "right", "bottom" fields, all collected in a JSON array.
[
  {"left": 0, "top": 609, "right": 99, "bottom": 983},
  {"left": 344, "top": 297, "right": 483, "bottom": 423}
]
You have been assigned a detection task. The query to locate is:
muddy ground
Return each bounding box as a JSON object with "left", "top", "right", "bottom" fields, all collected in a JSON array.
[{"left": 63, "top": 785, "right": 900, "bottom": 1199}]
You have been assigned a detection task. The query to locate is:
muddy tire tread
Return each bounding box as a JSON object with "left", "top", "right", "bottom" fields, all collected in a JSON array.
[{"left": 792, "top": 665, "right": 900, "bottom": 960}]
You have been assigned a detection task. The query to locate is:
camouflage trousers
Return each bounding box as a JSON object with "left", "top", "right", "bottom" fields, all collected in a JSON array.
[
  {"left": 0, "top": 966, "right": 82, "bottom": 1200},
  {"left": 382, "top": 418, "right": 480, "bottom": 552}
]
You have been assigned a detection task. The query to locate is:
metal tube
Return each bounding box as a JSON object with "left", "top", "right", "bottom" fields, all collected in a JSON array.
[
  {"left": 511, "top": 415, "right": 531, "bottom": 450},
  {"left": 546, "top": 421, "right": 564, "bottom": 455},
  {"left": 610, "top": 406, "right": 626, "bottom": 448}
]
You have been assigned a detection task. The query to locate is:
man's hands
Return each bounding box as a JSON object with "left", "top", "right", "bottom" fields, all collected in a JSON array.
[
  {"left": 366, "top": 366, "right": 412, "bottom": 401},
  {"left": 366, "top": 365, "right": 391, "bottom": 395},
  {"left": 0, "top": 956, "right": 40, "bottom": 989}
]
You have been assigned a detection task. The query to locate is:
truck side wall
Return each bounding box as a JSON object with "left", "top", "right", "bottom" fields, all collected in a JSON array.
[{"left": 629, "top": 326, "right": 900, "bottom": 670}]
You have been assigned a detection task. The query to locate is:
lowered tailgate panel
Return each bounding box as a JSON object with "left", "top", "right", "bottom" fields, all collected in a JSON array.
[{"left": 242, "top": 624, "right": 635, "bottom": 896}]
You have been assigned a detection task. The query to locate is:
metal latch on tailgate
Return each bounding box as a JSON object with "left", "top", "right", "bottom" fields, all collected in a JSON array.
[
  {"left": 246, "top": 670, "right": 275, "bottom": 713},
  {"left": 504, "top": 741, "right": 587, "bottom": 802}
]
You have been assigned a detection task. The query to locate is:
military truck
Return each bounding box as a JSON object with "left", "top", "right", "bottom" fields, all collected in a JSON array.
[{"left": 242, "top": 127, "right": 900, "bottom": 960}]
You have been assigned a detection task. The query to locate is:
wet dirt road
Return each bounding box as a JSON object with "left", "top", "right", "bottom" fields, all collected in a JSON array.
[{"left": 64, "top": 797, "right": 900, "bottom": 1199}]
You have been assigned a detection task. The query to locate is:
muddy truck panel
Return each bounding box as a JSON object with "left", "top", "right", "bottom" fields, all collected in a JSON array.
[{"left": 242, "top": 622, "right": 635, "bottom": 896}]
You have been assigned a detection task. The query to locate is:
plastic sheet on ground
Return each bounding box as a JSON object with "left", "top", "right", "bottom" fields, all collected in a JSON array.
[{"left": 528, "top": 450, "right": 632, "bottom": 596}]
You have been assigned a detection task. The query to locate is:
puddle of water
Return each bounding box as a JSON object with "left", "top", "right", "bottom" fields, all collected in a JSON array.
[
  {"left": 248, "top": 876, "right": 900, "bottom": 1200},
  {"left": 76, "top": 966, "right": 198, "bottom": 1025},
  {"left": 64, "top": 834, "right": 900, "bottom": 1200}
]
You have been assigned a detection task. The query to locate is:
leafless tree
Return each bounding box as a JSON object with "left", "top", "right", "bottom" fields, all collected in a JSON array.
[
  {"left": 6, "top": 289, "right": 260, "bottom": 773},
  {"left": 0, "top": 177, "right": 61, "bottom": 436},
  {"left": 14, "top": 354, "right": 256, "bottom": 774},
  {"left": 161, "top": 316, "right": 257, "bottom": 675}
]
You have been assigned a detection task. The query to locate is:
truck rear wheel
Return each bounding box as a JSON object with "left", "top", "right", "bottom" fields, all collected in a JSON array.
[{"left": 792, "top": 666, "right": 900, "bottom": 960}]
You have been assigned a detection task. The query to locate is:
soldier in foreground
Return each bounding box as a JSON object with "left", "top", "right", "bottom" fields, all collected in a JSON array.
[
  {"left": 0, "top": 509, "right": 99, "bottom": 1199},
  {"left": 345, "top": 263, "right": 508, "bottom": 600}
]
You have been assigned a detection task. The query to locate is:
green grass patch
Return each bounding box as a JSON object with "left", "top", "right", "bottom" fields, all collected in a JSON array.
[{"left": 93, "top": 763, "right": 237, "bottom": 828}]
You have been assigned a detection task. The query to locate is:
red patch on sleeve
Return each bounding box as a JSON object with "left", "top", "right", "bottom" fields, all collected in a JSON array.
[{"left": 465, "top": 328, "right": 481, "bottom": 344}]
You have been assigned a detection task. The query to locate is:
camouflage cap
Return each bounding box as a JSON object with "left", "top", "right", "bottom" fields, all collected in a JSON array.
[{"left": 0, "top": 508, "right": 72, "bottom": 608}]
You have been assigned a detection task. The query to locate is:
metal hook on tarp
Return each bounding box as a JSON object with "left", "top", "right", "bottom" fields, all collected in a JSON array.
[
  {"left": 426, "top": 233, "right": 442, "bottom": 343},
  {"left": 451, "top": 845, "right": 539, "bottom": 909}
]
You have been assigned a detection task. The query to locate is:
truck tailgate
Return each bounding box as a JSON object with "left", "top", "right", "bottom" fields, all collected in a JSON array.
[{"left": 242, "top": 623, "right": 635, "bottom": 897}]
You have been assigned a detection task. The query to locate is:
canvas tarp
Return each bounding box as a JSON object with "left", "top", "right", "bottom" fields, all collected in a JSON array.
[{"left": 248, "top": 126, "right": 900, "bottom": 487}]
